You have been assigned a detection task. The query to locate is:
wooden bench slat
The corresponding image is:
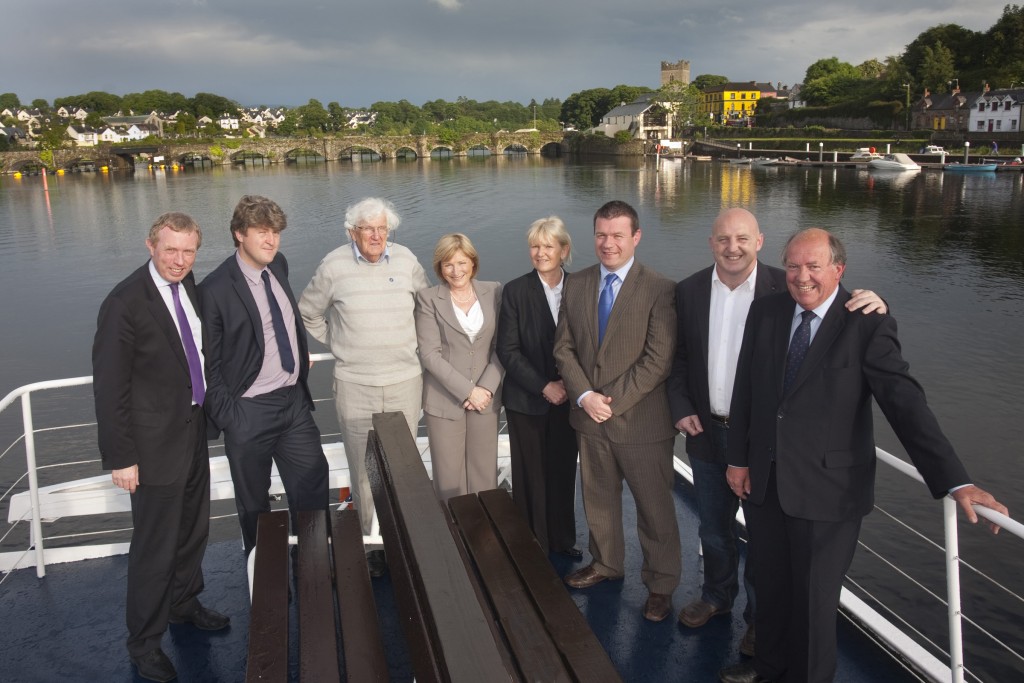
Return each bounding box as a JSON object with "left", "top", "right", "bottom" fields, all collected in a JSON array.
[
  {"left": 246, "top": 510, "right": 290, "bottom": 683},
  {"left": 449, "top": 494, "right": 572, "bottom": 683},
  {"left": 297, "top": 510, "right": 341, "bottom": 683},
  {"left": 478, "top": 489, "right": 623, "bottom": 683},
  {"left": 369, "top": 412, "right": 510, "bottom": 683},
  {"left": 331, "top": 509, "right": 388, "bottom": 682}
]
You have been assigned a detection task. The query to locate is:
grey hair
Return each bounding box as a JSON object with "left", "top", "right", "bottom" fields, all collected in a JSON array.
[{"left": 344, "top": 197, "right": 401, "bottom": 232}]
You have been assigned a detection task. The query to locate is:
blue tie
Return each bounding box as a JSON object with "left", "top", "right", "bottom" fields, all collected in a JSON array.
[
  {"left": 598, "top": 273, "right": 617, "bottom": 345},
  {"left": 784, "top": 310, "right": 815, "bottom": 393},
  {"left": 170, "top": 283, "right": 205, "bottom": 405},
  {"left": 261, "top": 270, "right": 295, "bottom": 373}
]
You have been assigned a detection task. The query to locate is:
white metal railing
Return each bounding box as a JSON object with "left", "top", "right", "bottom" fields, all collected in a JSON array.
[
  {"left": 3, "top": 370, "right": 1021, "bottom": 681},
  {"left": 671, "top": 448, "right": 1022, "bottom": 683}
]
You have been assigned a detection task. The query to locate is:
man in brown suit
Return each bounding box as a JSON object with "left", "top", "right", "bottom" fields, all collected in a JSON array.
[{"left": 554, "top": 200, "right": 680, "bottom": 622}]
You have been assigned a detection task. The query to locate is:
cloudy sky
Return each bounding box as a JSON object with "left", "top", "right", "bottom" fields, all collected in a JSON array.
[{"left": 4, "top": 1, "right": 1008, "bottom": 108}]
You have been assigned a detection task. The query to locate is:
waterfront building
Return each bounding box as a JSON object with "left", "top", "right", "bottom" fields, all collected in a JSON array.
[{"left": 699, "top": 82, "right": 774, "bottom": 124}]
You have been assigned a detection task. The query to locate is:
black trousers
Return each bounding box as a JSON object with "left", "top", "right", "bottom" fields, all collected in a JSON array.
[
  {"left": 506, "top": 404, "right": 578, "bottom": 553},
  {"left": 745, "top": 465, "right": 862, "bottom": 683},
  {"left": 223, "top": 384, "right": 329, "bottom": 555},
  {"left": 126, "top": 404, "right": 209, "bottom": 657}
]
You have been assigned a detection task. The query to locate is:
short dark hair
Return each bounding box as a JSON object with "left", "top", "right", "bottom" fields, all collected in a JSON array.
[
  {"left": 593, "top": 200, "right": 639, "bottom": 234},
  {"left": 230, "top": 195, "right": 287, "bottom": 247}
]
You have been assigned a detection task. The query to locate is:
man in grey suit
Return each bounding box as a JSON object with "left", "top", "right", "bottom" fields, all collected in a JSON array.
[{"left": 554, "top": 200, "right": 680, "bottom": 622}]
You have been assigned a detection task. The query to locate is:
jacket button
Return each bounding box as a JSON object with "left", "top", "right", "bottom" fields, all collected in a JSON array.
[{"left": 777, "top": 412, "right": 784, "bottom": 420}]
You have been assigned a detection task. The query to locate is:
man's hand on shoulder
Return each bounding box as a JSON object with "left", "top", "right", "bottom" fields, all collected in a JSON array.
[
  {"left": 951, "top": 484, "right": 1008, "bottom": 534},
  {"left": 846, "top": 289, "right": 887, "bottom": 315}
]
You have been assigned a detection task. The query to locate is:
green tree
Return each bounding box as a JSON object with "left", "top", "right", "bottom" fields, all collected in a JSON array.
[
  {"left": 55, "top": 91, "right": 122, "bottom": 115},
  {"left": 173, "top": 112, "right": 197, "bottom": 138},
  {"left": 919, "top": 41, "right": 957, "bottom": 92},
  {"left": 31, "top": 98, "right": 50, "bottom": 111},
  {"left": 692, "top": 74, "right": 730, "bottom": 90},
  {"left": 327, "top": 102, "right": 347, "bottom": 131},
  {"left": 801, "top": 58, "right": 861, "bottom": 105},
  {"left": 122, "top": 89, "right": 190, "bottom": 114},
  {"left": 0, "top": 93, "right": 21, "bottom": 110},
  {"left": 190, "top": 92, "right": 240, "bottom": 119},
  {"left": 857, "top": 59, "right": 886, "bottom": 79},
  {"left": 297, "top": 98, "right": 329, "bottom": 134},
  {"left": 655, "top": 81, "right": 702, "bottom": 135},
  {"left": 275, "top": 110, "right": 300, "bottom": 136},
  {"left": 84, "top": 111, "right": 105, "bottom": 128}
]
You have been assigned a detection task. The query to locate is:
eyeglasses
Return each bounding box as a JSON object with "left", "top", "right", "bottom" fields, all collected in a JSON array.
[{"left": 354, "top": 225, "right": 389, "bottom": 236}]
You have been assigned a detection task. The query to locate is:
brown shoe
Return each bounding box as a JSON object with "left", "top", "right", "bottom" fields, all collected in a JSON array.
[
  {"left": 677, "top": 598, "right": 730, "bottom": 627},
  {"left": 643, "top": 592, "right": 673, "bottom": 622},
  {"left": 739, "top": 624, "right": 755, "bottom": 657},
  {"left": 564, "top": 564, "right": 623, "bottom": 589}
]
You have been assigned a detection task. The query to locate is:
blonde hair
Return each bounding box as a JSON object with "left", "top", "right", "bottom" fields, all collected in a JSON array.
[
  {"left": 526, "top": 216, "right": 572, "bottom": 265},
  {"left": 432, "top": 233, "right": 480, "bottom": 281}
]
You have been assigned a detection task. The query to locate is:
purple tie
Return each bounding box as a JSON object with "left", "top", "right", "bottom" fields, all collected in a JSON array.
[{"left": 171, "top": 283, "right": 205, "bottom": 406}]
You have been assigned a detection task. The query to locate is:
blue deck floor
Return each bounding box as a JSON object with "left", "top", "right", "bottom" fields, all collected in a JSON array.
[{"left": 1, "top": 475, "right": 925, "bottom": 682}]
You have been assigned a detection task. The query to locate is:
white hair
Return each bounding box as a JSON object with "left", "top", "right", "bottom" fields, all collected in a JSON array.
[{"left": 344, "top": 197, "right": 401, "bottom": 232}]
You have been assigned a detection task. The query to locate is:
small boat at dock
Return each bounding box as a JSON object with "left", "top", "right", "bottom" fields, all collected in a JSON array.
[
  {"left": 868, "top": 153, "right": 921, "bottom": 171},
  {"left": 944, "top": 162, "right": 997, "bottom": 173}
]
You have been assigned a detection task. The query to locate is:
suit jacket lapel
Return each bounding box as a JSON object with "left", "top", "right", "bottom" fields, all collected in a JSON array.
[
  {"left": 229, "top": 257, "right": 266, "bottom": 356},
  {"left": 695, "top": 271, "right": 712, "bottom": 372},
  {"left": 143, "top": 269, "right": 190, "bottom": 375},
  {"left": 526, "top": 270, "right": 557, "bottom": 333},
  {"left": 435, "top": 284, "right": 465, "bottom": 336},
  {"left": 600, "top": 263, "right": 640, "bottom": 352}
]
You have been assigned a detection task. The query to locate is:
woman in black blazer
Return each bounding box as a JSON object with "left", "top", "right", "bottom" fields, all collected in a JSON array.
[{"left": 496, "top": 216, "right": 580, "bottom": 557}]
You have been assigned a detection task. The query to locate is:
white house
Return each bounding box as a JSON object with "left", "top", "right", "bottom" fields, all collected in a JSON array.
[
  {"left": 98, "top": 127, "right": 126, "bottom": 143},
  {"left": 66, "top": 125, "right": 99, "bottom": 146},
  {"left": 969, "top": 87, "right": 1023, "bottom": 134},
  {"left": 595, "top": 94, "right": 673, "bottom": 140},
  {"left": 218, "top": 113, "right": 240, "bottom": 130}
]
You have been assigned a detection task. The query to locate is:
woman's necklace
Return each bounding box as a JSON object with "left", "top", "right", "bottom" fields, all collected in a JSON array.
[{"left": 450, "top": 287, "right": 476, "bottom": 304}]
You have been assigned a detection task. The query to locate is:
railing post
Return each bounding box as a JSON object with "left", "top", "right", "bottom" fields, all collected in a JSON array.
[
  {"left": 943, "top": 495, "right": 964, "bottom": 683},
  {"left": 21, "top": 392, "right": 46, "bottom": 577}
]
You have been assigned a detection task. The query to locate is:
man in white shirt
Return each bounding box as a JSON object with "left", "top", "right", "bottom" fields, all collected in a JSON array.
[{"left": 667, "top": 208, "right": 886, "bottom": 656}]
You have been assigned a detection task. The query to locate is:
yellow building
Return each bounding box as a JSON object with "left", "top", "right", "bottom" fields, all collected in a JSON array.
[{"left": 699, "top": 82, "right": 767, "bottom": 123}]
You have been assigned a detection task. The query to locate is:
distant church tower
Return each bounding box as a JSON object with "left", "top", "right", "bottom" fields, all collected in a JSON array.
[{"left": 661, "top": 59, "right": 691, "bottom": 87}]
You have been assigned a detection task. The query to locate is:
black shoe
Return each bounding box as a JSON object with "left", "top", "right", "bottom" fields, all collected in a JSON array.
[
  {"left": 555, "top": 546, "right": 583, "bottom": 559},
  {"left": 169, "top": 603, "right": 230, "bottom": 631},
  {"left": 130, "top": 648, "right": 177, "bottom": 682},
  {"left": 718, "top": 661, "right": 772, "bottom": 683},
  {"left": 366, "top": 549, "right": 387, "bottom": 578}
]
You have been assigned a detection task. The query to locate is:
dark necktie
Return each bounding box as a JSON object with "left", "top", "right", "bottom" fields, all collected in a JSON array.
[
  {"left": 261, "top": 270, "right": 295, "bottom": 374},
  {"left": 783, "top": 309, "right": 816, "bottom": 393},
  {"left": 170, "top": 282, "right": 205, "bottom": 405},
  {"left": 598, "top": 273, "right": 617, "bottom": 345}
]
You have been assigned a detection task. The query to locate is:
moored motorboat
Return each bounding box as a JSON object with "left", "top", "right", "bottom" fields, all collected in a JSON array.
[
  {"left": 868, "top": 153, "right": 921, "bottom": 171},
  {"left": 944, "top": 162, "right": 997, "bottom": 173}
]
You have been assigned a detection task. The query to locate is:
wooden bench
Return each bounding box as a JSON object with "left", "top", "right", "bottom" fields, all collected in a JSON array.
[
  {"left": 367, "top": 411, "right": 621, "bottom": 683},
  {"left": 245, "top": 508, "right": 388, "bottom": 682}
]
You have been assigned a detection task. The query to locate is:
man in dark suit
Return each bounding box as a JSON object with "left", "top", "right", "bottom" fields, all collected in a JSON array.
[
  {"left": 554, "top": 200, "right": 680, "bottom": 622},
  {"left": 668, "top": 209, "right": 886, "bottom": 655},
  {"left": 200, "top": 195, "right": 329, "bottom": 556},
  {"left": 93, "top": 212, "right": 228, "bottom": 683},
  {"left": 720, "top": 228, "right": 1007, "bottom": 683}
]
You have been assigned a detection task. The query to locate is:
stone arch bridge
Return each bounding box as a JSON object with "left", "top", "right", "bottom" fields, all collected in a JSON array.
[{"left": 0, "top": 131, "right": 567, "bottom": 172}]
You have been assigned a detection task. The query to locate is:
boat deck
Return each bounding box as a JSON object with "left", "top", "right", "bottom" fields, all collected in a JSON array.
[{"left": 0, "top": 475, "right": 924, "bottom": 682}]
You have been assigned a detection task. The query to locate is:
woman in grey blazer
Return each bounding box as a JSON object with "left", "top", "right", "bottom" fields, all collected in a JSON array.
[{"left": 415, "top": 233, "right": 504, "bottom": 501}]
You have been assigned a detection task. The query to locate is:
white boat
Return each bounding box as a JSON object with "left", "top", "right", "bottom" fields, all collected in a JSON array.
[
  {"left": 868, "top": 153, "right": 921, "bottom": 171},
  {"left": 850, "top": 147, "right": 883, "bottom": 161}
]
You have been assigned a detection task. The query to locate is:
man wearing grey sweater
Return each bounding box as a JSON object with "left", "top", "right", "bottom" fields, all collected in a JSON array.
[{"left": 299, "top": 197, "right": 429, "bottom": 577}]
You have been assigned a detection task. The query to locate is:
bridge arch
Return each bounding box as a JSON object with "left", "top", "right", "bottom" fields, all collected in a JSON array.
[
  {"left": 429, "top": 146, "right": 454, "bottom": 159},
  {"left": 467, "top": 144, "right": 493, "bottom": 157},
  {"left": 338, "top": 145, "right": 382, "bottom": 162},
  {"left": 540, "top": 141, "right": 562, "bottom": 157},
  {"left": 231, "top": 150, "right": 271, "bottom": 166},
  {"left": 394, "top": 146, "right": 418, "bottom": 160},
  {"left": 285, "top": 148, "right": 326, "bottom": 164}
]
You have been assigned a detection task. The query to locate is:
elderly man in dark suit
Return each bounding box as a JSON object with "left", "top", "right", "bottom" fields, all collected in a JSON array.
[
  {"left": 668, "top": 209, "right": 886, "bottom": 656},
  {"left": 720, "top": 228, "right": 1007, "bottom": 683},
  {"left": 93, "top": 212, "right": 228, "bottom": 683},
  {"left": 554, "top": 200, "right": 680, "bottom": 622},
  {"left": 200, "top": 195, "right": 329, "bottom": 556}
]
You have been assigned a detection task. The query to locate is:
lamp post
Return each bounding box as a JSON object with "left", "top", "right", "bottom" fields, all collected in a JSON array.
[
  {"left": 902, "top": 83, "right": 911, "bottom": 131},
  {"left": 818, "top": 141, "right": 824, "bottom": 162}
]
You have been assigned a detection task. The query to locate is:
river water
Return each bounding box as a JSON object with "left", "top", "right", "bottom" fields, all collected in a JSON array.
[{"left": 2, "top": 156, "right": 1023, "bottom": 679}]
